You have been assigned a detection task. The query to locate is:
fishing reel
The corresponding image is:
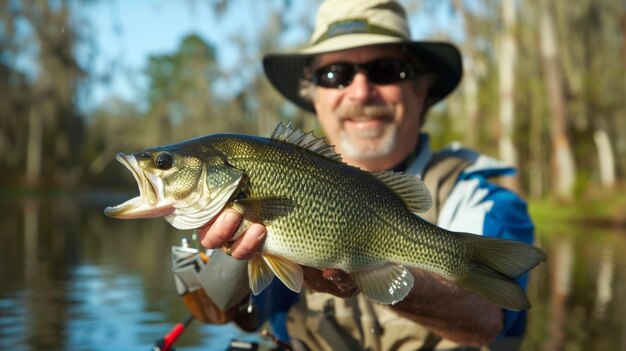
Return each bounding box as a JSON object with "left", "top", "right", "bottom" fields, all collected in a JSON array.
[{"left": 171, "top": 238, "right": 253, "bottom": 323}]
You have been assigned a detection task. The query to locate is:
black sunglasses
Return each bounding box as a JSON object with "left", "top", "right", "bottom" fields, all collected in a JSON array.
[{"left": 310, "top": 58, "right": 417, "bottom": 89}]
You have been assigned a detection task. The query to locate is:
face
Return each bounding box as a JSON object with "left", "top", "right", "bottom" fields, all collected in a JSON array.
[{"left": 310, "top": 45, "right": 428, "bottom": 171}]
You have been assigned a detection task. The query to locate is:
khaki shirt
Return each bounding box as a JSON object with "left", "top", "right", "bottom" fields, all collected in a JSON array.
[{"left": 287, "top": 290, "right": 486, "bottom": 351}]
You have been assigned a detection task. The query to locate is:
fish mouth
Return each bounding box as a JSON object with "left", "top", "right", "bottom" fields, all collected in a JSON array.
[{"left": 104, "top": 153, "right": 174, "bottom": 219}]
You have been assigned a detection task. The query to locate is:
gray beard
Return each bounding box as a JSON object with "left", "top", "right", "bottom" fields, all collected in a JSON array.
[
  {"left": 334, "top": 103, "right": 398, "bottom": 161},
  {"left": 337, "top": 125, "right": 399, "bottom": 161}
]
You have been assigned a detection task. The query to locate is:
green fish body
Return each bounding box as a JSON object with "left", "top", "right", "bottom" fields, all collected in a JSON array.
[{"left": 105, "top": 123, "right": 546, "bottom": 310}]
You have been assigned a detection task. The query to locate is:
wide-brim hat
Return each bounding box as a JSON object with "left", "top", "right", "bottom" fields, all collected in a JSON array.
[{"left": 263, "top": 0, "right": 463, "bottom": 114}]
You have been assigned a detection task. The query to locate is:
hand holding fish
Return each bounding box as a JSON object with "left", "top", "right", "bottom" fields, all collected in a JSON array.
[{"left": 199, "top": 209, "right": 267, "bottom": 260}]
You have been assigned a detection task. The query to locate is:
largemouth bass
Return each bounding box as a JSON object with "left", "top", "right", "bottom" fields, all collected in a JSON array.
[{"left": 105, "top": 123, "right": 546, "bottom": 310}]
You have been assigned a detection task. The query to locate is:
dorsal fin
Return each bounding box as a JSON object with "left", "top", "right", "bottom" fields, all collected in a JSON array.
[
  {"left": 372, "top": 170, "right": 432, "bottom": 213},
  {"left": 271, "top": 122, "right": 342, "bottom": 162}
]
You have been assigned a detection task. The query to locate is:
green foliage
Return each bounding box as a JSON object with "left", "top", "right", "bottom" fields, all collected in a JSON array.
[
  {"left": 142, "top": 34, "right": 223, "bottom": 144},
  {"left": 529, "top": 186, "right": 626, "bottom": 234},
  {"left": 1, "top": 0, "right": 625, "bottom": 199}
]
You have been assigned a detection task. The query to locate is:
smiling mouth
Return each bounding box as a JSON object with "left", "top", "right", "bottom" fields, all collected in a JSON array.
[
  {"left": 337, "top": 103, "right": 394, "bottom": 121},
  {"left": 342, "top": 115, "right": 393, "bottom": 130}
]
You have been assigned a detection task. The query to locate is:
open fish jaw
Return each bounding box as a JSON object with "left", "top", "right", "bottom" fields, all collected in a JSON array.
[{"left": 104, "top": 153, "right": 174, "bottom": 219}]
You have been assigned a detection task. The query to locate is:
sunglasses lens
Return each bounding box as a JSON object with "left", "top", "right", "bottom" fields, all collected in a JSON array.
[
  {"left": 313, "top": 63, "right": 355, "bottom": 89},
  {"left": 368, "top": 60, "right": 413, "bottom": 84}
]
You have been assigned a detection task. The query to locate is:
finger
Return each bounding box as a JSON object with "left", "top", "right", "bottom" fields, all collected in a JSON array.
[
  {"left": 229, "top": 223, "right": 267, "bottom": 260},
  {"left": 199, "top": 210, "right": 242, "bottom": 249}
]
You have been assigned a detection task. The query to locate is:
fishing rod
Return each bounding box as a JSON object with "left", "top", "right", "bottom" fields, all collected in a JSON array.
[{"left": 153, "top": 314, "right": 195, "bottom": 351}]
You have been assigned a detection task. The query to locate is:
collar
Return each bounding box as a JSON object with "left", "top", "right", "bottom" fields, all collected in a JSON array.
[{"left": 403, "top": 133, "right": 432, "bottom": 178}]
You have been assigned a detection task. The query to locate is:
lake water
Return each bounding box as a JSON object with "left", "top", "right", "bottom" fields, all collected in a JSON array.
[{"left": 1, "top": 195, "right": 625, "bottom": 350}]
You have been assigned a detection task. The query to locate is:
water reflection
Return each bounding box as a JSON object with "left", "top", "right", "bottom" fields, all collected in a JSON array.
[
  {"left": 523, "top": 225, "right": 626, "bottom": 351},
  {"left": 0, "top": 196, "right": 257, "bottom": 351},
  {"left": 593, "top": 245, "right": 614, "bottom": 319},
  {"left": 1, "top": 196, "right": 625, "bottom": 350}
]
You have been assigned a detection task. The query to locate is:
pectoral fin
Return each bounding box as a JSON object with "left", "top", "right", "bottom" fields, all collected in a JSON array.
[
  {"left": 352, "top": 264, "right": 414, "bottom": 305},
  {"left": 233, "top": 197, "right": 295, "bottom": 224},
  {"left": 248, "top": 253, "right": 303, "bottom": 295}
]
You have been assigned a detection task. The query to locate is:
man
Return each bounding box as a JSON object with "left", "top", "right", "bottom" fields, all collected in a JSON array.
[{"left": 198, "top": 0, "right": 534, "bottom": 349}]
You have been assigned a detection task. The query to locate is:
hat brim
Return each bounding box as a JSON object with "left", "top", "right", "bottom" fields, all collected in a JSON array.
[{"left": 263, "top": 40, "right": 463, "bottom": 114}]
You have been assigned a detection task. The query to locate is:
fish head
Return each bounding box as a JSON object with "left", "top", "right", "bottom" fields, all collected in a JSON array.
[{"left": 105, "top": 140, "right": 244, "bottom": 229}]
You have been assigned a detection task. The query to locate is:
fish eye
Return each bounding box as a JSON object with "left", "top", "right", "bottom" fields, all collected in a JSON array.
[{"left": 154, "top": 152, "right": 174, "bottom": 170}]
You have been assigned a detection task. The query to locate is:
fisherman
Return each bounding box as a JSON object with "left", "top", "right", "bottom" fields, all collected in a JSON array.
[{"left": 196, "top": 0, "right": 535, "bottom": 349}]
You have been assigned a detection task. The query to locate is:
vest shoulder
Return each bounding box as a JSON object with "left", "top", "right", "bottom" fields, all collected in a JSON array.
[{"left": 432, "top": 144, "right": 515, "bottom": 178}]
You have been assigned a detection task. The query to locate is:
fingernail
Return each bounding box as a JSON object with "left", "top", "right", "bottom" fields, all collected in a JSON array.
[
  {"left": 223, "top": 210, "right": 240, "bottom": 225},
  {"left": 250, "top": 224, "right": 266, "bottom": 239}
]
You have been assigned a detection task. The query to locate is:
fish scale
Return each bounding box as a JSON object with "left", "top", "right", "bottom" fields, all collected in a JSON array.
[{"left": 105, "top": 123, "right": 546, "bottom": 309}]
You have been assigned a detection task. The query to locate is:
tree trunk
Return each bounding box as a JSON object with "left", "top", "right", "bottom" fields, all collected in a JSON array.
[
  {"left": 539, "top": 0, "right": 576, "bottom": 199},
  {"left": 25, "top": 107, "right": 43, "bottom": 187},
  {"left": 452, "top": 0, "right": 479, "bottom": 146},
  {"left": 498, "top": 0, "right": 520, "bottom": 192},
  {"left": 529, "top": 78, "right": 545, "bottom": 199},
  {"left": 593, "top": 128, "right": 615, "bottom": 189},
  {"left": 621, "top": 10, "right": 626, "bottom": 178}
]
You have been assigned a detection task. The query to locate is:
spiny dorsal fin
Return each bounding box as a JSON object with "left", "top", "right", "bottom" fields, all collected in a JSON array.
[
  {"left": 372, "top": 170, "right": 432, "bottom": 213},
  {"left": 271, "top": 122, "right": 342, "bottom": 162}
]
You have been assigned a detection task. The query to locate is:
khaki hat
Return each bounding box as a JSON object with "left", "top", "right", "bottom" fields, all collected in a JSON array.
[{"left": 262, "top": 0, "right": 463, "bottom": 113}]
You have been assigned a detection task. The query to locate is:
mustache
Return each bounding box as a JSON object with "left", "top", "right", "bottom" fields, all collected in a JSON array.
[{"left": 335, "top": 104, "right": 394, "bottom": 120}]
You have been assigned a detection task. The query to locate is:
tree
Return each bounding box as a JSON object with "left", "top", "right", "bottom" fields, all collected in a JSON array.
[
  {"left": 497, "top": 0, "right": 520, "bottom": 192},
  {"left": 0, "top": 0, "right": 88, "bottom": 188},
  {"left": 538, "top": 0, "right": 576, "bottom": 199},
  {"left": 144, "top": 34, "right": 221, "bottom": 145}
]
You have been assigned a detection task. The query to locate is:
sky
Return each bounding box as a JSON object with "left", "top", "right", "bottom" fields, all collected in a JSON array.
[
  {"left": 79, "top": 0, "right": 458, "bottom": 112},
  {"left": 79, "top": 0, "right": 313, "bottom": 110}
]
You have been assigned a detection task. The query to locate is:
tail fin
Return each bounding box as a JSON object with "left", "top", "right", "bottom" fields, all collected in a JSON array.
[{"left": 457, "top": 234, "right": 546, "bottom": 311}]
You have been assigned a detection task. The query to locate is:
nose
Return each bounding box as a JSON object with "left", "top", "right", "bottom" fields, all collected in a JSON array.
[{"left": 345, "top": 71, "right": 376, "bottom": 102}]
